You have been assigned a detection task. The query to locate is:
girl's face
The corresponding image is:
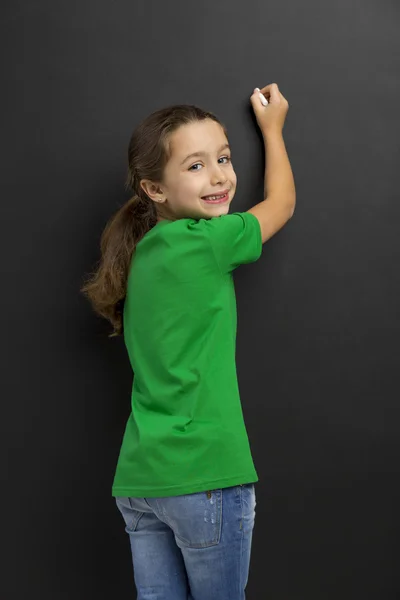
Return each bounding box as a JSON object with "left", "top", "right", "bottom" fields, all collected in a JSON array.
[{"left": 141, "top": 119, "right": 237, "bottom": 222}]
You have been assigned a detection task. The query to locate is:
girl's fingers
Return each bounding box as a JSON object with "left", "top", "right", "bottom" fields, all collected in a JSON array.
[{"left": 259, "top": 83, "right": 278, "bottom": 97}]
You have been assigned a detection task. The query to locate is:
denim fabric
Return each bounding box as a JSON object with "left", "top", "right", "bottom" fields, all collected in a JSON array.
[{"left": 115, "top": 483, "right": 256, "bottom": 600}]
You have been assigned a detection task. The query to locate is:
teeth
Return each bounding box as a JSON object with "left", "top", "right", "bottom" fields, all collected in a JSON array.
[{"left": 205, "top": 194, "right": 225, "bottom": 200}]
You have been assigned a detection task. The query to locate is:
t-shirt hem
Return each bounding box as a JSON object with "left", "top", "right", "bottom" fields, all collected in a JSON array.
[{"left": 112, "top": 472, "right": 259, "bottom": 498}]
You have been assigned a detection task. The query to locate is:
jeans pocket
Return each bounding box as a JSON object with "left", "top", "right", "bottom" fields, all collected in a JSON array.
[
  {"left": 158, "top": 489, "right": 222, "bottom": 549},
  {"left": 115, "top": 496, "right": 144, "bottom": 532}
]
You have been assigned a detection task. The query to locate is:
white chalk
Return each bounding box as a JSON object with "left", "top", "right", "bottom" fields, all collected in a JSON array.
[{"left": 259, "top": 93, "right": 268, "bottom": 106}]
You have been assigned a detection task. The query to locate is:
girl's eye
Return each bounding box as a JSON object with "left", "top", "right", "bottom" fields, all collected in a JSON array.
[{"left": 189, "top": 156, "right": 232, "bottom": 171}]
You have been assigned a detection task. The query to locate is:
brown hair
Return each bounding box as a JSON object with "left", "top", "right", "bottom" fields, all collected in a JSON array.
[{"left": 80, "top": 104, "right": 228, "bottom": 338}]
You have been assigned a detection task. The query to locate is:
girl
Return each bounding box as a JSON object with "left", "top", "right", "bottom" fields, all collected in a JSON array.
[{"left": 81, "top": 83, "right": 295, "bottom": 600}]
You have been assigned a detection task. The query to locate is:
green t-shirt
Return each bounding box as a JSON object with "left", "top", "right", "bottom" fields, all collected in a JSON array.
[{"left": 111, "top": 211, "right": 263, "bottom": 497}]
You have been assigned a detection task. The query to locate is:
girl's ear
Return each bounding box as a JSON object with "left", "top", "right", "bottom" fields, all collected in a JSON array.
[{"left": 140, "top": 179, "right": 163, "bottom": 198}]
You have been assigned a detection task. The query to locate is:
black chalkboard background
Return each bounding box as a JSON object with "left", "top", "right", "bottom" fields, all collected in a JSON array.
[{"left": 2, "top": 0, "right": 399, "bottom": 598}]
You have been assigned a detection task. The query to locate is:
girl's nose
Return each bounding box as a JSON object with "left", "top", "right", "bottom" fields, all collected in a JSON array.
[{"left": 211, "top": 169, "right": 227, "bottom": 185}]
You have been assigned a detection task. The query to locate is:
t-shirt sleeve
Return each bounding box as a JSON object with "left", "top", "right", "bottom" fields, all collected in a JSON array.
[{"left": 198, "top": 211, "right": 262, "bottom": 274}]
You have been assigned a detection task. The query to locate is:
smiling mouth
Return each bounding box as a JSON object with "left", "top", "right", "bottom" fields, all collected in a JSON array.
[{"left": 201, "top": 191, "right": 230, "bottom": 204}]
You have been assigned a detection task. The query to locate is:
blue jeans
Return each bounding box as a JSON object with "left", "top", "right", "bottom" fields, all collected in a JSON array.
[{"left": 115, "top": 483, "right": 256, "bottom": 600}]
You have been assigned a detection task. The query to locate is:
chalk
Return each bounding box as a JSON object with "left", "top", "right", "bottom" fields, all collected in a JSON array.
[{"left": 254, "top": 88, "right": 268, "bottom": 106}]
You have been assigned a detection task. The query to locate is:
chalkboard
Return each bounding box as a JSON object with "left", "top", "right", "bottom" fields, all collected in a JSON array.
[{"left": 2, "top": 1, "right": 399, "bottom": 598}]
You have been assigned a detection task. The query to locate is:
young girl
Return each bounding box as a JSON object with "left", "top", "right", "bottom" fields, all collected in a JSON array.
[{"left": 81, "top": 82, "right": 295, "bottom": 600}]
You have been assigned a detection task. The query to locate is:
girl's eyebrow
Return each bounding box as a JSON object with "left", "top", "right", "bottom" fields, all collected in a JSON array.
[{"left": 180, "top": 143, "right": 231, "bottom": 165}]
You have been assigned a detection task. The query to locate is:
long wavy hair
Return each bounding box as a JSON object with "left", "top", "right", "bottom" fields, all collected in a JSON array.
[{"left": 80, "top": 104, "right": 228, "bottom": 338}]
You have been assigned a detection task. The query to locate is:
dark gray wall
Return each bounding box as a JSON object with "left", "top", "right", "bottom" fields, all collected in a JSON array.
[{"left": 2, "top": 1, "right": 400, "bottom": 598}]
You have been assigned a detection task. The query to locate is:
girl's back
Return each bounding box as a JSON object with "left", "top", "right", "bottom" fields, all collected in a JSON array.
[{"left": 114, "top": 212, "right": 262, "bottom": 498}]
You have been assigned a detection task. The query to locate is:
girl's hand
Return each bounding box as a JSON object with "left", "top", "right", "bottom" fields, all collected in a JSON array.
[{"left": 250, "top": 83, "right": 289, "bottom": 135}]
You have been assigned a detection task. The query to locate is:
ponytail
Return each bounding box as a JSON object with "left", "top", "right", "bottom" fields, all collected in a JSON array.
[{"left": 80, "top": 192, "right": 157, "bottom": 337}]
